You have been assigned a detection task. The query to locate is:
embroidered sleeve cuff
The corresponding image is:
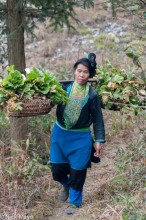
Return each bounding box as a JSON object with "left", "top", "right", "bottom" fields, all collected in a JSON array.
[{"left": 95, "top": 139, "right": 106, "bottom": 143}]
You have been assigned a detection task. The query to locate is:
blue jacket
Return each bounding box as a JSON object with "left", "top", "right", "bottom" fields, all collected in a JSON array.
[{"left": 56, "top": 82, "right": 105, "bottom": 143}]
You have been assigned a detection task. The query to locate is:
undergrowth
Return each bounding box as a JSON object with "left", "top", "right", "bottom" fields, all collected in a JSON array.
[
  {"left": 78, "top": 111, "right": 146, "bottom": 220},
  {"left": 0, "top": 109, "right": 145, "bottom": 219},
  {"left": 108, "top": 130, "right": 146, "bottom": 220},
  {"left": 0, "top": 111, "right": 57, "bottom": 219}
]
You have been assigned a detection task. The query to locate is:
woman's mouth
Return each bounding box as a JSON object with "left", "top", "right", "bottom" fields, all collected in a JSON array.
[{"left": 78, "top": 78, "right": 84, "bottom": 82}]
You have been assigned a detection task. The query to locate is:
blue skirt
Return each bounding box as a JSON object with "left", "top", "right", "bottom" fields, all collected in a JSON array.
[{"left": 50, "top": 123, "right": 92, "bottom": 170}]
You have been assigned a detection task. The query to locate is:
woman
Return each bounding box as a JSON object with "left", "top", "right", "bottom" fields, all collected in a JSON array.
[{"left": 50, "top": 53, "right": 105, "bottom": 215}]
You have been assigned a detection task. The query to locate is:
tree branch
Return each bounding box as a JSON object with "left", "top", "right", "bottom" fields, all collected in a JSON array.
[
  {"left": 24, "top": 8, "right": 42, "bottom": 17},
  {"left": 139, "top": 0, "right": 146, "bottom": 5},
  {"left": 0, "top": 7, "right": 44, "bottom": 17},
  {"left": 0, "top": 5, "right": 7, "bottom": 12}
]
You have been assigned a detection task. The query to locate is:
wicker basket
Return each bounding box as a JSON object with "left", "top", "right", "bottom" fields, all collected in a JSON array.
[{"left": 7, "top": 98, "right": 52, "bottom": 117}]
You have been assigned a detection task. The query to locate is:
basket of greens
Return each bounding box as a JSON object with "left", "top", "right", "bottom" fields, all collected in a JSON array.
[
  {"left": 95, "top": 60, "right": 146, "bottom": 112},
  {"left": 0, "top": 66, "right": 69, "bottom": 117}
]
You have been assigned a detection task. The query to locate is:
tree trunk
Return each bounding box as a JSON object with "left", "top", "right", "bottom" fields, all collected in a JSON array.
[
  {"left": 7, "top": 0, "right": 28, "bottom": 149},
  {"left": 7, "top": 0, "right": 25, "bottom": 71},
  {"left": 9, "top": 117, "right": 28, "bottom": 149}
]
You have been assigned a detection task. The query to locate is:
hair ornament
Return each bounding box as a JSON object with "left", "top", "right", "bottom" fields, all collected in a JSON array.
[{"left": 88, "top": 53, "right": 97, "bottom": 68}]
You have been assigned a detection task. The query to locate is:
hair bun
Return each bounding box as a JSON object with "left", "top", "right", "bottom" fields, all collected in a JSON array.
[
  {"left": 88, "top": 53, "right": 97, "bottom": 77},
  {"left": 88, "top": 53, "right": 97, "bottom": 68}
]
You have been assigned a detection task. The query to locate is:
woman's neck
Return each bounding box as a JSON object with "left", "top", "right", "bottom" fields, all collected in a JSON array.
[{"left": 74, "top": 81, "right": 86, "bottom": 88}]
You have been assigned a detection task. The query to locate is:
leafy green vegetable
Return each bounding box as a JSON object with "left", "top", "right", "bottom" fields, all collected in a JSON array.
[
  {"left": 0, "top": 66, "right": 69, "bottom": 111},
  {"left": 113, "top": 89, "right": 123, "bottom": 100},
  {"left": 112, "top": 75, "right": 124, "bottom": 84},
  {"left": 0, "top": 90, "right": 7, "bottom": 103},
  {"left": 96, "top": 59, "right": 146, "bottom": 112},
  {"left": 2, "top": 65, "right": 24, "bottom": 91}
]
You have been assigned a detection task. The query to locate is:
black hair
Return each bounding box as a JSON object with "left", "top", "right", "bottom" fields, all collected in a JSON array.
[{"left": 73, "top": 53, "right": 97, "bottom": 78}]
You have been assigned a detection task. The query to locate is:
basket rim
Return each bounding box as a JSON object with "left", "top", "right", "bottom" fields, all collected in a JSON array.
[{"left": 7, "top": 98, "right": 53, "bottom": 117}]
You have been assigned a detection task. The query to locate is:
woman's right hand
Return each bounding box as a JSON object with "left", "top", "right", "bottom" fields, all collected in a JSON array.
[{"left": 94, "top": 142, "right": 102, "bottom": 157}]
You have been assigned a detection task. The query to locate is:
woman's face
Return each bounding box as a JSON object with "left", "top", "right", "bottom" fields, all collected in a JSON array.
[{"left": 74, "top": 64, "right": 90, "bottom": 85}]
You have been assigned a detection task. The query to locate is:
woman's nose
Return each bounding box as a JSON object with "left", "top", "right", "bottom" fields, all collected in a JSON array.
[{"left": 79, "top": 72, "right": 84, "bottom": 76}]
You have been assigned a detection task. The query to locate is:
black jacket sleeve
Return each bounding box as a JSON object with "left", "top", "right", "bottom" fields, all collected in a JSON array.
[{"left": 90, "top": 89, "right": 105, "bottom": 143}]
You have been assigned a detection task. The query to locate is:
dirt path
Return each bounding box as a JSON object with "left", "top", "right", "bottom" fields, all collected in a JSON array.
[
  {"left": 47, "top": 142, "right": 117, "bottom": 220},
  {"left": 47, "top": 110, "right": 140, "bottom": 220}
]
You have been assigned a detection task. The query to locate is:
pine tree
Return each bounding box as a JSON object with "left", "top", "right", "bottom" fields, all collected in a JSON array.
[
  {"left": 0, "top": 0, "right": 94, "bottom": 71},
  {"left": 0, "top": 0, "right": 94, "bottom": 147}
]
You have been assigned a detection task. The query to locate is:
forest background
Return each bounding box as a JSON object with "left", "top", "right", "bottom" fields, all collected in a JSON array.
[{"left": 0, "top": 0, "right": 146, "bottom": 219}]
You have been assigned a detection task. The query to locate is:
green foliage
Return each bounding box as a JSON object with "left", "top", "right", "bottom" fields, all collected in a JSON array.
[
  {"left": 0, "top": 17, "right": 7, "bottom": 64},
  {"left": 127, "top": 4, "right": 140, "bottom": 12},
  {"left": 0, "top": 38, "right": 7, "bottom": 64},
  {"left": 0, "top": 3, "right": 7, "bottom": 64},
  {"left": 125, "top": 47, "right": 146, "bottom": 81},
  {"left": 109, "top": 0, "right": 143, "bottom": 14},
  {"left": 0, "top": 0, "right": 95, "bottom": 64},
  {"left": 21, "top": 152, "right": 50, "bottom": 180},
  {"left": 144, "top": 11, "right": 146, "bottom": 20},
  {"left": 0, "top": 66, "right": 69, "bottom": 111},
  {"left": 27, "top": 114, "right": 56, "bottom": 164},
  {"left": 0, "top": 109, "right": 55, "bottom": 165},
  {"left": 0, "top": 112, "right": 10, "bottom": 144},
  {"left": 1, "top": 146, "right": 51, "bottom": 208},
  {"left": 77, "top": 28, "right": 93, "bottom": 36},
  {"left": 3, "top": 0, "right": 94, "bottom": 31},
  {"left": 96, "top": 59, "right": 146, "bottom": 113},
  {"left": 82, "top": 0, "right": 94, "bottom": 8},
  {"left": 55, "top": 64, "right": 73, "bottom": 80},
  {"left": 2, "top": 65, "right": 24, "bottom": 91},
  {"left": 109, "top": 0, "right": 146, "bottom": 37},
  {"left": 92, "top": 33, "right": 115, "bottom": 50},
  {"left": 125, "top": 49, "right": 141, "bottom": 67}
]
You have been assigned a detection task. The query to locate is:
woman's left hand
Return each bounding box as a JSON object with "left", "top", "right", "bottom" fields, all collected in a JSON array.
[{"left": 94, "top": 142, "right": 102, "bottom": 157}]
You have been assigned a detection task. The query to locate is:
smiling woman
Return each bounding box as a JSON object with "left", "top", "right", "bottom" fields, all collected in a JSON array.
[{"left": 50, "top": 53, "right": 106, "bottom": 215}]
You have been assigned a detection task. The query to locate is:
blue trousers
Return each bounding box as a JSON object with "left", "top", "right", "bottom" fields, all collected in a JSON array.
[{"left": 50, "top": 123, "right": 92, "bottom": 205}]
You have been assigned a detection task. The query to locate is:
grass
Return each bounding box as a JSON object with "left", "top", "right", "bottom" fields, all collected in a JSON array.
[
  {"left": 0, "top": 109, "right": 145, "bottom": 219},
  {"left": 0, "top": 143, "right": 57, "bottom": 219},
  {"left": 57, "top": 109, "right": 145, "bottom": 220},
  {"left": 1, "top": 0, "right": 146, "bottom": 218},
  {"left": 0, "top": 111, "right": 57, "bottom": 219},
  {"left": 78, "top": 112, "right": 146, "bottom": 220},
  {"left": 109, "top": 134, "right": 146, "bottom": 220}
]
